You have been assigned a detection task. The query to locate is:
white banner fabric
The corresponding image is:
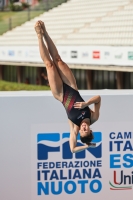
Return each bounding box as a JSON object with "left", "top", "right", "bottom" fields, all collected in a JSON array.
[{"left": 0, "top": 46, "right": 133, "bottom": 66}]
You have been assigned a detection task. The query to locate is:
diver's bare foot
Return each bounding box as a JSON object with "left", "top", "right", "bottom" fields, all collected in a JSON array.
[
  {"left": 34, "top": 21, "right": 44, "bottom": 39},
  {"left": 38, "top": 20, "right": 46, "bottom": 34}
]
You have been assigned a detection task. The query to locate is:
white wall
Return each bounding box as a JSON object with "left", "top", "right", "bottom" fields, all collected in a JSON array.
[{"left": 0, "top": 90, "right": 133, "bottom": 200}]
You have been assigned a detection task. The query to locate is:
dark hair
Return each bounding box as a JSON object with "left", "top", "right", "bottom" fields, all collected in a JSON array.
[{"left": 80, "top": 132, "right": 94, "bottom": 145}]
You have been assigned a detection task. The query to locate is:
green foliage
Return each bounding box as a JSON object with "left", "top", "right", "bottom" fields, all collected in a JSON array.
[
  {"left": 21, "top": 2, "right": 30, "bottom": 9},
  {"left": 9, "top": 3, "right": 23, "bottom": 12},
  {"left": 9, "top": 2, "right": 30, "bottom": 11},
  {"left": 9, "top": 0, "right": 16, "bottom": 4},
  {"left": 0, "top": 81, "right": 50, "bottom": 91}
]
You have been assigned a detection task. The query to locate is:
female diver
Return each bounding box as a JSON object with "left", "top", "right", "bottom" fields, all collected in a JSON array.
[{"left": 34, "top": 20, "right": 101, "bottom": 153}]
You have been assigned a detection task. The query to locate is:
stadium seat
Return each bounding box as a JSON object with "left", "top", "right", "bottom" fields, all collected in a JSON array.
[{"left": 0, "top": 0, "right": 133, "bottom": 46}]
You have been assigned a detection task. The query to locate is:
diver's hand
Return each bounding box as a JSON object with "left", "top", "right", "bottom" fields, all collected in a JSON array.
[
  {"left": 87, "top": 143, "right": 96, "bottom": 148},
  {"left": 73, "top": 102, "right": 87, "bottom": 109}
]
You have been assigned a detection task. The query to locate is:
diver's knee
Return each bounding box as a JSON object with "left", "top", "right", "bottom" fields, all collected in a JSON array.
[
  {"left": 52, "top": 92, "right": 62, "bottom": 102},
  {"left": 45, "top": 61, "right": 54, "bottom": 69},
  {"left": 54, "top": 55, "right": 62, "bottom": 63},
  {"left": 53, "top": 94, "right": 61, "bottom": 101}
]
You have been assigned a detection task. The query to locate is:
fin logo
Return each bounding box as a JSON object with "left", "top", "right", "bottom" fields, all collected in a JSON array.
[{"left": 37, "top": 132, "right": 102, "bottom": 160}]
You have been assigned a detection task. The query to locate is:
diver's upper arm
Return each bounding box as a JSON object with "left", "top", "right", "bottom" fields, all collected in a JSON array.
[
  {"left": 69, "top": 129, "right": 77, "bottom": 153},
  {"left": 91, "top": 99, "right": 101, "bottom": 124}
]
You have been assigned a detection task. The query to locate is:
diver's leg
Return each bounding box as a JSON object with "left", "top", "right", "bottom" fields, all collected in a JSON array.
[
  {"left": 35, "top": 21, "right": 63, "bottom": 102},
  {"left": 38, "top": 20, "right": 78, "bottom": 91}
]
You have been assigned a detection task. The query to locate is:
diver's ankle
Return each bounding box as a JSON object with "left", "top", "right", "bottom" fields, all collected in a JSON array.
[{"left": 37, "top": 34, "right": 43, "bottom": 39}]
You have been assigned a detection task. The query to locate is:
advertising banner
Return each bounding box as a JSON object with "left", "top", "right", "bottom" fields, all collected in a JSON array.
[
  {"left": 31, "top": 124, "right": 103, "bottom": 199},
  {"left": 0, "top": 45, "right": 133, "bottom": 66},
  {"left": 31, "top": 123, "right": 133, "bottom": 200}
]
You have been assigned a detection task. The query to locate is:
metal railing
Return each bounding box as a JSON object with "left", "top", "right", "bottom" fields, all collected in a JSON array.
[{"left": 0, "top": 0, "right": 67, "bottom": 35}]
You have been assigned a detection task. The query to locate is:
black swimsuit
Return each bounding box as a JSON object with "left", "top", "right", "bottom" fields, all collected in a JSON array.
[{"left": 62, "top": 83, "right": 91, "bottom": 126}]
